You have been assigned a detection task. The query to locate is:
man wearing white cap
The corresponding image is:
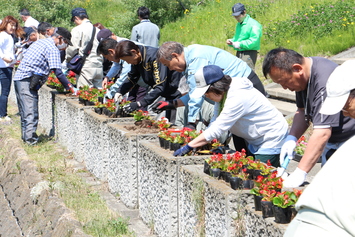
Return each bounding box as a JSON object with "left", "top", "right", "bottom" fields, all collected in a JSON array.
[
  {"left": 173, "top": 65, "right": 287, "bottom": 167},
  {"left": 284, "top": 59, "right": 355, "bottom": 236}
]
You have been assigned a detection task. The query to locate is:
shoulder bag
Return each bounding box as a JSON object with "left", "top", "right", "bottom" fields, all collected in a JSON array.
[{"left": 67, "top": 25, "right": 96, "bottom": 74}]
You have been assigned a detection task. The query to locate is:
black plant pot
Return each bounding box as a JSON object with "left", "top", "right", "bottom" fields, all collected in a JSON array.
[
  {"left": 220, "top": 171, "right": 227, "bottom": 181},
  {"left": 253, "top": 194, "right": 263, "bottom": 211},
  {"left": 98, "top": 96, "right": 104, "bottom": 103},
  {"left": 79, "top": 97, "right": 85, "bottom": 105},
  {"left": 210, "top": 168, "right": 221, "bottom": 178},
  {"left": 273, "top": 206, "right": 292, "bottom": 224},
  {"left": 94, "top": 107, "right": 102, "bottom": 114},
  {"left": 243, "top": 179, "right": 254, "bottom": 189},
  {"left": 203, "top": 161, "right": 211, "bottom": 175},
  {"left": 158, "top": 137, "right": 165, "bottom": 148},
  {"left": 164, "top": 139, "right": 170, "bottom": 150},
  {"left": 85, "top": 100, "right": 95, "bottom": 106},
  {"left": 229, "top": 176, "right": 242, "bottom": 190},
  {"left": 224, "top": 172, "right": 232, "bottom": 183},
  {"left": 171, "top": 142, "right": 181, "bottom": 151},
  {"left": 261, "top": 201, "right": 274, "bottom": 218}
]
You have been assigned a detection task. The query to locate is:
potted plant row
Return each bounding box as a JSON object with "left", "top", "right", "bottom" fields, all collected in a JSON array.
[
  {"left": 204, "top": 150, "right": 303, "bottom": 224},
  {"left": 204, "top": 150, "right": 273, "bottom": 190},
  {"left": 46, "top": 70, "right": 77, "bottom": 93},
  {"left": 251, "top": 171, "right": 302, "bottom": 223}
]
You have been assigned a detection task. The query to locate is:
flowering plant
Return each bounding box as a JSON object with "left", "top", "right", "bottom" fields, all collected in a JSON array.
[
  {"left": 250, "top": 170, "right": 283, "bottom": 200},
  {"left": 104, "top": 99, "right": 116, "bottom": 112},
  {"left": 272, "top": 189, "right": 303, "bottom": 208},
  {"left": 131, "top": 110, "right": 151, "bottom": 122},
  {"left": 46, "top": 70, "right": 76, "bottom": 92},
  {"left": 295, "top": 135, "right": 307, "bottom": 156},
  {"left": 118, "top": 99, "right": 131, "bottom": 108},
  {"left": 247, "top": 160, "right": 273, "bottom": 175},
  {"left": 154, "top": 117, "right": 170, "bottom": 130}
]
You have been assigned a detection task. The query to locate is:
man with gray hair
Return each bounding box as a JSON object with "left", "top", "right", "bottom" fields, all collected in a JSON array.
[{"left": 19, "top": 8, "right": 39, "bottom": 28}]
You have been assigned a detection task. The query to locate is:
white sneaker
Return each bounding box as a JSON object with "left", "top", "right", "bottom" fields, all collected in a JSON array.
[{"left": 0, "top": 116, "right": 11, "bottom": 123}]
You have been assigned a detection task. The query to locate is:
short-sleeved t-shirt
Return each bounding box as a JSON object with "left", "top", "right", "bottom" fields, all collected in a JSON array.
[{"left": 296, "top": 57, "right": 355, "bottom": 143}]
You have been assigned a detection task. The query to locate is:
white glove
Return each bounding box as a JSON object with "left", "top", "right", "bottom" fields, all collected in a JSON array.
[
  {"left": 232, "top": 41, "right": 241, "bottom": 49},
  {"left": 114, "top": 93, "right": 123, "bottom": 104},
  {"left": 280, "top": 135, "right": 297, "bottom": 165},
  {"left": 283, "top": 167, "right": 307, "bottom": 188}
]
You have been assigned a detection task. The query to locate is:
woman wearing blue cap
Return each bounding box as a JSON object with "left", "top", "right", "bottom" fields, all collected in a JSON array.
[{"left": 173, "top": 65, "right": 288, "bottom": 167}]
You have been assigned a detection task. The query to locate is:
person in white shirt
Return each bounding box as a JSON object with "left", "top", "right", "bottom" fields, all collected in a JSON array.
[
  {"left": 0, "top": 16, "right": 23, "bottom": 122},
  {"left": 173, "top": 65, "right": 288, "bottom": 167},
  {"left": 19, "top": 8, "right": 39, "bottom": 28}
]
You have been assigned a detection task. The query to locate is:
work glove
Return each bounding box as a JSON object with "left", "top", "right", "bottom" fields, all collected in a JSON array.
[
  {"left": 114, "top": 93, "right": 123, "bottom": 104},
  {"left": 123, "top": 101, "right": 141, "bottom": 113},
  {"left": 283, "top": 167, "right": 307, "bottom": 188},
  {"left": 173, "top": 144, "right": 193, "bottom": 156},
  {"left": 68, "top": 84, "right": 79, "bottom": 95},
  {"left": 232, "top": 41, "right": 241, "bottom": 49},
  {"left": 280, "top": 135, "right": 297, "bottom": 165},
  {"left": 152, "top": 100, "right": 176, "bottom": 113},
  {"left": 184, "top": 122, "right": 196, "bottom": 131}
]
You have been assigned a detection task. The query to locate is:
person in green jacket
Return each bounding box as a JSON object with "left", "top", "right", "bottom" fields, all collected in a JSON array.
[{"left": 226, "top": 3, "right": 262, "bottom": 70}]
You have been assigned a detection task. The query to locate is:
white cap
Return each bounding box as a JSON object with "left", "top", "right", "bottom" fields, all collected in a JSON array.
[
  {"left": 190, "top": 65, "right": 224, "bottom": 99},
  {"left": 320, "top": 60, "right": 355, "bottom": 115}
]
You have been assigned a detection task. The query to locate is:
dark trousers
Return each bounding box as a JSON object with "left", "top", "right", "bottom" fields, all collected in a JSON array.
[
  {"left": 0, "top": 67, "right": 13, "bottom": 117},
  {"left": 237, "top": 50, "right": 258, "bottom": 70},
  {"left": 14, "top": 78, "right": 39, "bottom": 145}
]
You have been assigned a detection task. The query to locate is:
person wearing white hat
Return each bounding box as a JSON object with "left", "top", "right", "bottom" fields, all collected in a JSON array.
[
  {"left": 284, "top": 60, "right": 355, "bottom": 236},
  {"left": 173, "top": 65, "right": 288, "bottom": 167}
]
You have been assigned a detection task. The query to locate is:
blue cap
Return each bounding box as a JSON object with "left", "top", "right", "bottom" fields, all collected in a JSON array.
[
  {"left": 190, "top": 65, "right": 224, "bottom": 98},
  {"left": 71, "top": 7, "right": 87, "bottom": 17},
  {"left": 232, "top": 3, "right": 245, "bottom": 16}
]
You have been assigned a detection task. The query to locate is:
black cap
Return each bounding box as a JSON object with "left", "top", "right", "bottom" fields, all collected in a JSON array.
[
  {"left": 232, "top": 3, "right": 245, "bottom": 16},
  {"left": 71, "top": 7, "right": 87, "bottom": 21},
  {"left": 96, "top": 29, "right": 112, "bottom": 42},
  {"left": 24, "top": 27, "right": 36, "bottom": 41},
  {"left": 56, "top": 27, "right": 72, "bottom": 46}
]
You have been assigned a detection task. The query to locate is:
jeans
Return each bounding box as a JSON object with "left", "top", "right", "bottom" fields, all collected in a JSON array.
[
  {"left": 14, "top": 78, "right": 39, "bottom": 145},
  {"left": 0, "top": 67, "right": 13, "bottom": 117}
]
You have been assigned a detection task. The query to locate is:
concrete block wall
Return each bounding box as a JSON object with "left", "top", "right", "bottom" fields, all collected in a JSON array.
[
  {"left": 138, "top": 141, "right": 209, "bottom": 237},
  {"left": 106, "top": 123, "right": 156, "bottom": 209},
  {"left": 33, "top": 86, "right": 290, "bottom": 237},
  {"left": 179, "top": 166, "right": 286, "bottom": 237}
]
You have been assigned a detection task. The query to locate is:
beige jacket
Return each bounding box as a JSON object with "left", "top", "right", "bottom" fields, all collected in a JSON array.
[{"left": 66, "top": 19, "right": 103, "bottom": 69}]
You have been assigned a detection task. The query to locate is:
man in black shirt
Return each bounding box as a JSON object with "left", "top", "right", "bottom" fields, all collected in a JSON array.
[{"left": 263, "top": 48, "right": 355, "bottom": 187}]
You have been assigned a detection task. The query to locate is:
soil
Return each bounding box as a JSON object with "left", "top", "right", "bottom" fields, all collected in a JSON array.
[{"left": 123, "top": 119, "right": 160, "bottom": 134}]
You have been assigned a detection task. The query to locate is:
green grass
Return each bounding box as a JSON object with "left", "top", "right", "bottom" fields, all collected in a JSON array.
[{"left": 1, "top": 103, "right": 133, "bottom": 237}]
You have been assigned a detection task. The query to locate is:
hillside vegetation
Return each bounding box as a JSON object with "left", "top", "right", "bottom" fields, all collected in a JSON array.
[{"left": 1, "top": 0, "right": 354, "bottom": 77}]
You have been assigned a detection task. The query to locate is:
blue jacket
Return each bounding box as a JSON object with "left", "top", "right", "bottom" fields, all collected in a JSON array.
[{"left": 179, "top": 44, "right": 251, "bottom": 123}]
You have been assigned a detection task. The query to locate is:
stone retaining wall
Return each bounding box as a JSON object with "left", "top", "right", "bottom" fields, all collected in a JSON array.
[
  {"left": 31, "top": 85, "right": 289, "bottom": 236},
  {"left": 0, "top": 133, "right": 89, "bottom": 237}
]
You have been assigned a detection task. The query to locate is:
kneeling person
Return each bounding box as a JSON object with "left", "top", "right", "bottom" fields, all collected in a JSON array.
[{"left": 174, "top": 65, "right": 288, "bottom": 167}]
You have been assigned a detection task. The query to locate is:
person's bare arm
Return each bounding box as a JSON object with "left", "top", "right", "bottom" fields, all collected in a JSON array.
[
  {"left": 288, "top": 108, "right": 309, "bottom": 139},
  {"left": 298, "top": 128, "right": 331, "bottom": 172}
]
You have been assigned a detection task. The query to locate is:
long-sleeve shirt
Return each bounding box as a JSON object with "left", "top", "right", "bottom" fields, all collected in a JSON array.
[
  {"left": 117, "top": 45, "right": 182, "bottom": 106},
  {"left": 13, "top": 37, "right": 70, "bottom": 90},
  {"left": 179, "top": 44, "right": 251, "bottom": 123},
  {"left": 66, "top": 19, "right": 103, "bottom": 69},
  {"left": 228, "top": 14, "right": 262, "bottom": 51},
  {"left": 204, "top": 77, "right": 288, "bottom": 154},
  {"left": 130, "top": 19, "right": 160, "bottom": 47},
  {"left": 0, "top": 31, "right": 15, "bottom": 68}
]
